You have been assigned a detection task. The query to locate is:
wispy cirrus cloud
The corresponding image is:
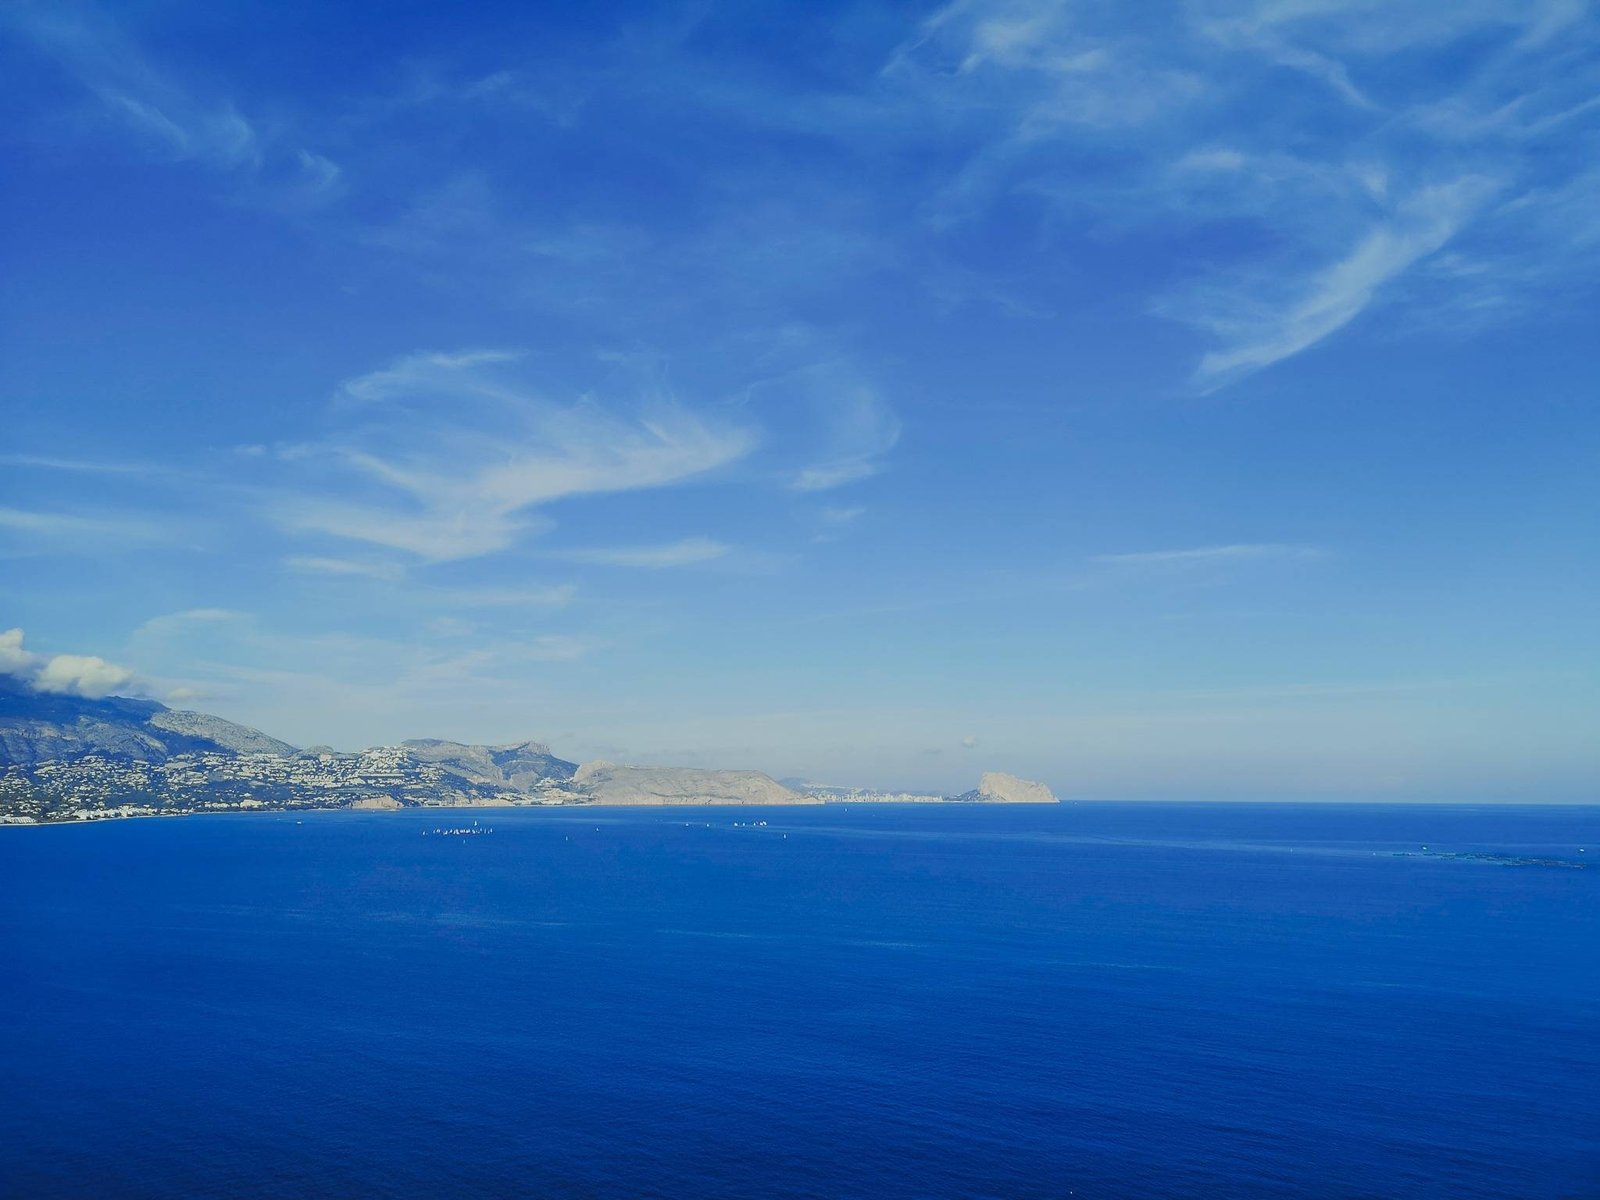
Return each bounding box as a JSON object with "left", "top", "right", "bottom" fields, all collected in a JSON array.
[
  {"left": 269, "top": 350, "right": 756, "bottom": 561},
  {"left": 1, "top": 0, "right": 341, "bottom": 207},
  {"left": 10, "top": 0, "right": 1594, "bottom": 401},
  {"left": 791, "top": 461, "right": 882, "bottom": 492},
  {"left": 283, "top": 556, "right": 405, "bottom": 582},
  {"left": 0, "top": 452, "right": 159, "bottom": 476},
  {"left": 135, "top": 608, "right": 247, "bottom": 637},
  {"left": 785, "top": 375, "right": 901, "bottom": 493},
  {"left": 1093, "top": 544, "right": 1324, "bottom": 567},
  {"left": 333, "top": 348, "right": 525, "bottom": 406},
  {"left": 557, "top": 538, "right": 730, "bottom": 569},
  {"left": 430, "top": 584, "right": 577, "bottom": 609},
  {"left": 1188, "top": 177, "right": 1497, "bottom": 386},
  {"left": 886, "top": 0, "right": 1600, "bottom": 386},
  {"left": 0, "top": 506, "right": 176, "bottom": 546}
]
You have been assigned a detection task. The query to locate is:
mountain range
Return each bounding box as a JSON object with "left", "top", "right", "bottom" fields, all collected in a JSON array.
[
  {"left": 0, "top": 672, "right": 294, "bottom": 763},
  {"left": 0, "top": 676, "right": 1056, "bottom": 823}
]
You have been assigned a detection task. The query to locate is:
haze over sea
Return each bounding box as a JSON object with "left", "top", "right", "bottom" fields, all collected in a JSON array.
[{"left": 2, "top": 802, "right": 1595, "bottom": 1200}]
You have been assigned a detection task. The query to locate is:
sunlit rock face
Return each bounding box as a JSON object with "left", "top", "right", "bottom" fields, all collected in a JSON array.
[
  {"left": 572, "top": 762, "right": 820, "bottom": 806},
  {"left": 147, "top": 710, "right": 298, "bottom": 757},
  {"left": 976, "top": 772, "right": 1057, "bottom": 804},
  {"left": 0, "top": 674, "right": 295, "bottom": 766}
]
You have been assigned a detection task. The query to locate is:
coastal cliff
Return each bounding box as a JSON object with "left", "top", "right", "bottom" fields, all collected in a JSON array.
[
  {"left": 572, "top": 762, "right": 819, "bottom": 806},
  {"left": 974, "top": 772, "right": 1058, "bottom": 804}
]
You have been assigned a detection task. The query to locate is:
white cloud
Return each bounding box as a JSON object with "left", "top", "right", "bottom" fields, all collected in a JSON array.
[
  {"left": 335, "top": 348, "right": 525, "bottom": 406},
  {"left": 283, "top": 556, "right": 406, "bottom": 582},
  {"left": 1094, "top": 544, "right": 1324, "bottom": 566},
  {"left": 791, "top": 461, "right": 884, "bottom": 491},
  {"left": 0, "top": 628, "right": 35, "bottom": 676},
  {"left": 884, "top": 0, "right": 1600, "bottom": 385},
  {"left": 273, "top": 351, "right": 756, "bottom": 561},
  {"left": 789, "top": 382, "right": 901, "bottom": 492},
  {"left": 136, "top": 608, "right": 247, "bottom": 637},
  {"left": 0, "top": 507, "right": 141, "bottom": 536},
  {"left": 432, "top": 584, "right": 577, "bottom": 608},
  {"left": 282, "top": 563, "right": 579, "bottom": 614},
  {"left": 33, "top": 654, "right": 135, "bottom": 699},
  {"left": 278, "top": 501, "right": 548, "bottom": 561},
  {"left": 1, "top": 0, "right": 340, "bottom": 205},
  {"left": 1175, "top": 148, "right": 1249, "bottom": 173},
  {"left": 0, "top": 453, "right": 157, "bottom": 475},
  {"left": 1195, "top": 0, "right": 1586, "bottom": 56},
  {"left": 558, "top": 538, "right": 730, "bottom": 569},
  {"left": 0, "top": 506, "right": 175, "bottom": 547},
  {"left": 1192, "top": 178, "right": 1496, "bottom": 386},
  {"left": 896, "top": 1, "right": 1203, "bottom": 132},
  {"left": 0, "top": 628, "right": 137, "bottom": 698}
]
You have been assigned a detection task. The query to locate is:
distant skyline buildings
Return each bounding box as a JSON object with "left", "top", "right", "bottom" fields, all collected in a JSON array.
[{"left": 1, "top": 1, "right": 1597, "bottom": 799}]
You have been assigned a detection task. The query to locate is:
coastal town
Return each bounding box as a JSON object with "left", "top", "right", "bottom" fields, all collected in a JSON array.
[
  {"left": 0, "top": 674, "right": 1058, "bottom": 823},
  {"left": 0, "top": 747, "right": 1056, "bottom": 823},
  {"left": 0, "top": 746, "right": 576, "bottom": 824}
]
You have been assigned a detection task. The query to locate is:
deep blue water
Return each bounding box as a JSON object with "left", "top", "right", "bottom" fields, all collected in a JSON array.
[{"left": 2, "top": 803, "right": 1597, "bottom": 1199}]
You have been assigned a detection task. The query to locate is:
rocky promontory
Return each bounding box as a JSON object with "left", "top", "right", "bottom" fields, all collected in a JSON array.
[
  {"left": 572, "top": 762, "right": 819, "bottom": 806},
  {"left": 953, "top": 772, "right": 1058, "bottom": 804}
]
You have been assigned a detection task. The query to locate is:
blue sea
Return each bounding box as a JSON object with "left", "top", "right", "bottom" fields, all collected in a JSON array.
[{"left": 2, "top": 803, "right": 1596, "bottom": 1199}]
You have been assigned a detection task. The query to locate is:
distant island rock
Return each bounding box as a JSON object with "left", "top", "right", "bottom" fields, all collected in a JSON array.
[
  {"left": 953, "top": 772, "right": 1058, "bottom": 804},
  {"left": 572, "top": 762, "right": 818, "bottom": 806}
]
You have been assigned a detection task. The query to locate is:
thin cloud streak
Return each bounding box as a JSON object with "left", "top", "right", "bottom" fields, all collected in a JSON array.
[
  {"left": 2, "top": 0, "right": 341, "bottom": 206},
  {"left": 136, "top": 608, "right": 248, "bottom": 637},
  {"left": 283, "top": 556, "right": 406, "bottom": 582},
  {"left": 430, "top": 585, "right": 577, "bottom": 609},
  {"left": 0, "top": 453, "right": 158, "bottom": 476},
  {"left": 0, "top": 506, "right": 174, "bottom": 544},
  {"left": 271, "top": 351, "right": 756, "bottom": 561},
  {"left": 891, "top": 0, "right": 1600, "bottom": 385},
  {"left": 1094, "top": 544, "right": 1325, "bottom": 566},
  {"left": 787, "top": 379, "right": 901, "bottom": 492},
  {"left": 557, "top": 538, "right": 730, "bottom": 569},
  {"left": 1192, "top": 178, "right": 1497, "bottom": 386}
]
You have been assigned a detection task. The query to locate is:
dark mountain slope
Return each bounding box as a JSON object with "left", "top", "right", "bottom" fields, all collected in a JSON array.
[{"left": 0, "top": 674, "right": 297, "bottom": 766}]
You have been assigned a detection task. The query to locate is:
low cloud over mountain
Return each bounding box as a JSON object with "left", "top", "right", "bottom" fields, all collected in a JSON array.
[{"left": 0, "top": 628, "right": 135, "bottom": 699}]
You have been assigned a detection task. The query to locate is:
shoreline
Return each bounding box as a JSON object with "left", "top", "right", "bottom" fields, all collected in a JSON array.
[
  {"left": 6, "top": 796, "right": 1597, "bottom": 828},
  {"left": 0, "top": 797, "right": 1064, "bottom": 828}
]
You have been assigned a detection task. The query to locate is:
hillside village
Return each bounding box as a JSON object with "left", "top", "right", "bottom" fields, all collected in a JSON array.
[{"left": 0, "top": 745, "right": 583, "bottom": 824}]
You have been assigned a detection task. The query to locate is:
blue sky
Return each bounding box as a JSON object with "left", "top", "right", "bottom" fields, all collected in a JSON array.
[{"left": 2, "top": 0, "right": 1597, "bottom": 799}]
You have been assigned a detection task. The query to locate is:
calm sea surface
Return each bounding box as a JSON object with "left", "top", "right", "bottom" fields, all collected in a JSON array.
[{"left": 2, "top": 803, "right": 1596, "bottom": 1199}]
